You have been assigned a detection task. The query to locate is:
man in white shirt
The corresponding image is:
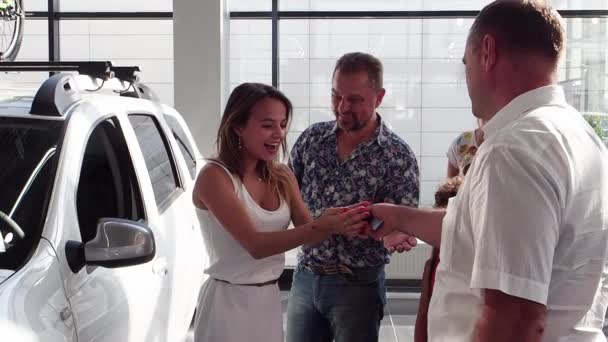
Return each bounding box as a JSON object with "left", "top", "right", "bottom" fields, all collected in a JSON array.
[{"left": 370, "top": 1, "right": 608, "bottom": 341}]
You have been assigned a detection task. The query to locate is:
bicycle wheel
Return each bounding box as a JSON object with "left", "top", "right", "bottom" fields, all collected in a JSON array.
[{"left": 0, "top": 0, "right": 24, "bottom": 61}]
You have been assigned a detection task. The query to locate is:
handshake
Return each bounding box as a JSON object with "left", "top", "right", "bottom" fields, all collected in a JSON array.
[{"left": 315, "top": 201, "right": 417, "bottom": 254}]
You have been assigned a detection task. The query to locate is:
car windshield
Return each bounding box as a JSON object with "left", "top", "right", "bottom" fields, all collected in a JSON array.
[{"left": 0, "top": 117, "right": 62, "bottom": 270}]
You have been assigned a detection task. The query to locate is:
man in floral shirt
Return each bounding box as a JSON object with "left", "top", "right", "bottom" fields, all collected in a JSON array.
[{"left": 286, "top": 52, "right": 419, "bottom": 342}]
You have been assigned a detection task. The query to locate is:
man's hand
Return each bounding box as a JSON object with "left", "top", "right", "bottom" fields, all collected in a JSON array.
[
  {"left": 368, "top": 203, "right": 401, "bottom": 238},
  {"left": 370, "top": 203, "right": 445, "bottom": 248},
  {"left": 383, "top": 231, "right": 417, "bottom": 254}
]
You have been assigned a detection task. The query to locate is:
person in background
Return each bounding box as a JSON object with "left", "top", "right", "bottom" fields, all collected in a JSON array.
[
  {"left": 286, "top": 52, "right": 420, "bottom": 342},
  {"left": 446, "top": 118, "right": 485, "bottom": 177},
  {"left": 192, "top": 82, "right": 370, "bottom": 342},
  {"left": 414, "top": 176, "right": 463, "bottom": 342},
  {"left": 370, "top": 1, "right": 608, "bottom": 341}
]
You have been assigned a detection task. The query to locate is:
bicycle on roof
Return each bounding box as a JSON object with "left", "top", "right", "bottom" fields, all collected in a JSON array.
[{"left": 0, "top": 0, "right": 24, "bottom": 62}]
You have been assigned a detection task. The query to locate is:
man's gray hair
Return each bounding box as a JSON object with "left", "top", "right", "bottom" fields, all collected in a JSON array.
[{"left": 332, "top": 52, "right": 384, "bottom": 90}]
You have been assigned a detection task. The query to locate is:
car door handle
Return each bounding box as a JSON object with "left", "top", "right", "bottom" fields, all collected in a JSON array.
[{"left": 152, "top": 260, "right": 168, "bottom": 277}]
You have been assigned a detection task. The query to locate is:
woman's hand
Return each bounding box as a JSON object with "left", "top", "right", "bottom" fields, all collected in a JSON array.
[{"left": 313, "top": 206, "right": 371, "bottom": 235}]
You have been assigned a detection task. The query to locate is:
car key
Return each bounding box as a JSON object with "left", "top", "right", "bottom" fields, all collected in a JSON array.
[{"left": 367, "top": 216, "right": 384, "bottom": 231}]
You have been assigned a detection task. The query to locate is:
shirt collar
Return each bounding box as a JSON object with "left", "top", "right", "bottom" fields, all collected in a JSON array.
[
  {"left": 482, "top": 85, "right": 568, "bottom": 139},
  {"left": 321, "top": 114, "right": 390, "bottom": 147}
]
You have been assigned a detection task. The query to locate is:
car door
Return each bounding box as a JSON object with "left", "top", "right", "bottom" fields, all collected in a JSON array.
[
  {"left": 161, "top": 109, "right": 208, "bottom": 338},
  {"left": 125, "top": 112, "right": 195, "bottom": 341},
  {"left": 54, "top": 114, "right": 166, "bottom": 341}
]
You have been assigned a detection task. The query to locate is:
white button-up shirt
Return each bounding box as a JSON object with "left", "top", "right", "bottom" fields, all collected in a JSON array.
[{"left": 428, "top": 85, "right": 608, "bottom": 342}]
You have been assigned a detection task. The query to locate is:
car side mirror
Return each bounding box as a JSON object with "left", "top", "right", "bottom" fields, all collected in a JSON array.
[{"left": 66, "top": 218, "right": 155, "bottom": 273}]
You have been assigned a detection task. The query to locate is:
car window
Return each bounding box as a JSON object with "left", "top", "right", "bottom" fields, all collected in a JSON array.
[
  {"left": 164, "top": 114, "right": 196, "bottom": 180},
  {"left": 0, "top": 118, "right": 62, "bottom": 270},
  {"left": 129, "top": 114, "right": 181, "bottom": 209},
  {"left": 76, "top": 118, "right": 145, "bottom": 243}
]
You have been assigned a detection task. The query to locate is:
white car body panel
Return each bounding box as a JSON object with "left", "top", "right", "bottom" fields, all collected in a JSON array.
[
  {"left": 0, "top": 239, "right": 75, "bottom": 342},
  {"left": 0, "top": 75, "right": 207, "bottom": 341}
]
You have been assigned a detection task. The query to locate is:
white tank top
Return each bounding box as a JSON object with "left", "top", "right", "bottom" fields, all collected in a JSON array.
[{"left": 195, "top": 161, "right": 291, "bottom": 284}]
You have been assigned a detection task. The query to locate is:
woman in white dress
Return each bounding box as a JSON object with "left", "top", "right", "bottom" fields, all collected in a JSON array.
[{"left": 192, "top": 83, "right": 371, "bottom": 342}]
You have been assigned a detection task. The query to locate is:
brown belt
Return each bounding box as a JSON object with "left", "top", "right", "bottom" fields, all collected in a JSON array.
[
  {"left": 213, "top": 278, "right": 278, "bottom": 287},
  {"left": 304, "top": 264, "right": 354, "bottom": 275}
]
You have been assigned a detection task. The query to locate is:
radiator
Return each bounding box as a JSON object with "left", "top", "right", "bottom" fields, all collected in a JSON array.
[{"left": 385, "top": 242, "right": 432, "bottom": 279}]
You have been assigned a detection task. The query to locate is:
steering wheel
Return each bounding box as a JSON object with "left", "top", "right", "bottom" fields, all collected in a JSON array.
[{"left": 0, "top": 210, "right": 24, "bottom": 240}]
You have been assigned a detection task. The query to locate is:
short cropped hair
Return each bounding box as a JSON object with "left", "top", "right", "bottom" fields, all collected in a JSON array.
[
  {"left": 469, "top": 0, "right": 564, "bottom": 62},
  {"left": 332, "top": 52, "right": 384, "bottom": 90}
]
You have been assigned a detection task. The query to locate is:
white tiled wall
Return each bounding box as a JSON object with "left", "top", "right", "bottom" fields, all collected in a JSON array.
[{"left": 59, "top": 19, "right": 175, "bottom": 105}]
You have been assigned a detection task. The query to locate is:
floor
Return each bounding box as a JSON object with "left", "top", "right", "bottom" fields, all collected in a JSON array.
[
  {"left": 187, "top": 291, "right": 608, "bottom": 341},
  {"left": 186, "top": 291, "right": 419, "bottom": 342}
]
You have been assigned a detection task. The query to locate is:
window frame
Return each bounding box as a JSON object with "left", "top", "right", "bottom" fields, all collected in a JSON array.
[
  {"left": 75, "top": 116, "right": 146, "bottom": 243},
  {"left": 163, "top": 113, "right": 197, "bottom": 180}
]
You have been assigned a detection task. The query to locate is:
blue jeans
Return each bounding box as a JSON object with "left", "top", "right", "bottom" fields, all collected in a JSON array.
[{"left": 285, "top": 265, "right": 386, "bottom": 342}]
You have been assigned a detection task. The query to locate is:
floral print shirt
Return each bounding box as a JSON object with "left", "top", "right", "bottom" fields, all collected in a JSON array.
[{"left": 289, "top": 118, "right": 419, "bottom": 268}]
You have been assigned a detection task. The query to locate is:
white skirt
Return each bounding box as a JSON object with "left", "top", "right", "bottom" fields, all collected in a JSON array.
[{"left": 194, "top": 278, "right": 283, "bottom": 342}]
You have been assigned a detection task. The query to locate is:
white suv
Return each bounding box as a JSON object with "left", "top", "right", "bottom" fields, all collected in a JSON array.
[{"left": 0, "top": 63, "right": 207, "bottom": 341}]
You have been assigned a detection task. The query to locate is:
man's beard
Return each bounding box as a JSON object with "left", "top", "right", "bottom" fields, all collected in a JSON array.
[{"left": 334, "top": 110, "right": 366, "bottom": 132}]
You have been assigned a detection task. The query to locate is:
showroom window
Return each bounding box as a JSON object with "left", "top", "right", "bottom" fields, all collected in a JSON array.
[
  {"left": 229, "top": 1, "right": 608, "bottom": 207},
  {"left": 228, "top": 1, "right": 608, "bottom": 279}
]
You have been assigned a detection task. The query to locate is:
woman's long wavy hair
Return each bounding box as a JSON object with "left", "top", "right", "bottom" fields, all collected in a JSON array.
[{"left": 212, "top": 82, "right": 293, "bottom": 200}]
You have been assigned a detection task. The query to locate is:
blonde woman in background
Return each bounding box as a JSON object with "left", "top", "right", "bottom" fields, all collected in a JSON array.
[{"left": 446, "top": 118, "right": 485, "bottom": 177}]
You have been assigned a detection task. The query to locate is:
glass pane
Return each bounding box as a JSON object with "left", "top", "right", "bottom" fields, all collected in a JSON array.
[
  {"left": 24, "top": 0, "right": 47, "bottom": 11},
  {"left": 59, "top": 19, "right": 174, "bottom": 105},
  {"left": 59, "top": 0, "right": 172, "bottom": 12},
  {"left": 281, "top": 0, "right": 424, "bottom": 11},
  {"left": 129, "top": 115, "right": 179, "bottom": 207},
  {"left": 552, "top": 0, "right": 608, "bottom": 10},
  {"left": 0, "top": 118, "right": 61, "bottom": 270},
  {"left": 229, "top": 19, "right": 272, "bottom": 88},
  {"left": 229, "top": 0, "right": 270, "bottom": 11},
  {"left": 2, "top": 19, "right": 49, "bottom": 87},
  {"left": 278, "top": 16, "right": 608, "bottom": 206},
  {"left": 280, "top": 0, "right": 608, "bottom": 11},
  {"left": 560, "top": 17, "right": 608, "bottom": 117}
]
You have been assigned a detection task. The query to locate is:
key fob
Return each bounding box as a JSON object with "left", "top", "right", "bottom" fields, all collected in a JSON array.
[{"left": 367, "top": 217, "right": 384, "bottom": 231}]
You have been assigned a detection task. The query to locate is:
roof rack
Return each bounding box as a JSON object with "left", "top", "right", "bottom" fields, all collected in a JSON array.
[
  {"left": 0, "top": 61, "right": 157, "bottom": 116},
  {"left": 0, "top": 61, "right": 115, "bottom": 80}
]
